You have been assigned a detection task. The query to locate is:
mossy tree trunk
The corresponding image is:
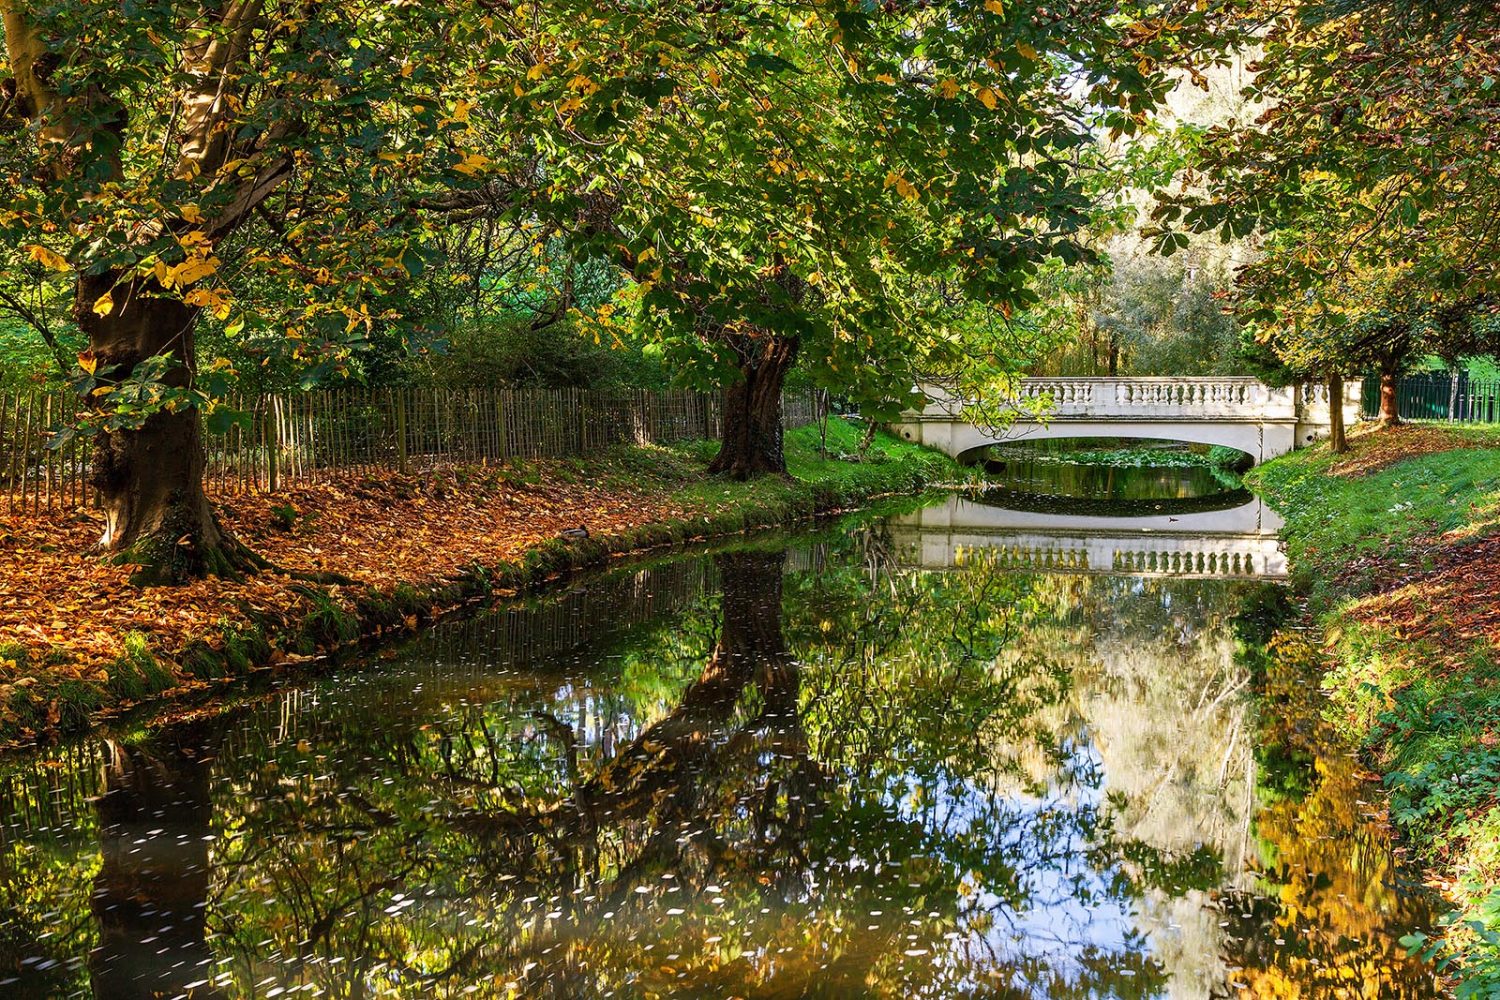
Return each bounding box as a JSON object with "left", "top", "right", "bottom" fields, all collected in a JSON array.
[
  {"left": 709, "top": 331, "right": 799, "bottom": 480},
  {"left": 78, "top": 272, "right": 260, "bottom": 585}
]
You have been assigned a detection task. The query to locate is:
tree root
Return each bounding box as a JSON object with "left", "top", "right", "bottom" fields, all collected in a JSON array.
[
  {"left": 111, "top": 517, "right": 356, "bottom": 588},
  {"left": 214, "top": 536, "right": 357, "bottom": 587}
]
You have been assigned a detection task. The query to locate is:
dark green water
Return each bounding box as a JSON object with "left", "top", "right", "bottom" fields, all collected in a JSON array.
[
  {"left": 975, "top": 443, "right": 1245, "bottom": 510},
  {"left": 0, "top": 509, "right": 1443, "bottom": 998}
]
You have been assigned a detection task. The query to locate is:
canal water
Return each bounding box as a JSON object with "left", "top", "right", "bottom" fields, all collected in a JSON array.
[{"left": 0, "top": 482, "right": 1444, "bottom": 998}]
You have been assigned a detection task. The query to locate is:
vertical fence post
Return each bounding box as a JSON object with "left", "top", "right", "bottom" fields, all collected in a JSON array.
[
  {"left": 575, "top": 388, "right": 586, "bottom": 454},
  {"left": 395, "top": 389, "right": 409, "bottom": 474},
  {"left": 266, "top": 394, "right": 282, "bottom": 494},
  {"left": 497, "top": 389, "right": 510, "bottom": 461}
]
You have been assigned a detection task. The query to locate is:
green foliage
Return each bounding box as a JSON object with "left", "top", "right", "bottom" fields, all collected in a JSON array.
[
  {"left": 1033, "top": 251, "right": 1248, "bottom": 377},
  {"left": 404, "top": 316, "right": 667, "bottom": 391},
  {"left": 1154, "top": 1, "right": 1500, "bottom": 381},
  {"left": 50, "top": 680, "right": 102, "bottom": 733},
  {"left": 514, "top": 1, "right": 1227, "bottom": 419},
  {"left": 292, "top": 587, "right": 360, "bottom": 651},
  {"left": 992, "top": 442, "right": 1241, "bottom": 471},
  {"left": 0, "top": 321, "right": 76, "bottom": 390},
  {"left": 268, "top": 503, "right": 298, "bottom": 533}
]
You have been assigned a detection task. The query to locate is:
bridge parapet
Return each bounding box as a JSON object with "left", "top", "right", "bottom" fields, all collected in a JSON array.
[
  {"left": 890, "top": 496, "right": 1289, "bottom": 579},
  {"left": 933, "top": 377, "right": 1296, "bottom": 420}
]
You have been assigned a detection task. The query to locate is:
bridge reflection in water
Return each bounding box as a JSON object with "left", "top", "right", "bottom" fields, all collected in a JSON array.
[{"left": 891, "top": 493, "right": 1287, "bottom": 580}]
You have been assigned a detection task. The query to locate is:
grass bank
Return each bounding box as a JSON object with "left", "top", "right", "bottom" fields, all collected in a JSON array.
[
  {"left": 0, "top": 417, "right": 966, "bottom": 747},
  {"left": 1246, "top": 423, "right": 1500, "bottom": 994}
]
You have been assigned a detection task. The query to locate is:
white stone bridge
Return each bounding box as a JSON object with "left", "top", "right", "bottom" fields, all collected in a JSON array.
[
  {"left": 891, "top": 495, "right": 1287, "bottom": 579},
  {"left": 890, "top": 377, "right": 1362, "bottom": 465}
]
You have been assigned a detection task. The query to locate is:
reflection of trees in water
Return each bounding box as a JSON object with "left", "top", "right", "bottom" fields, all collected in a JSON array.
[
  {"left": 88, "top": 728, "right": 225, "bottom": 1000},
  {"left": 1217, "top": 630, "right": 1441, "bottom": 999},
  {"left": 0, "top": 740, "right": 112, "bottom": 997},
  {"left": 1015, "top": 575, "right": 1261, "bottom": 1000},
  {"left": 0, "top": 532, "right": 1443, "bottom": 998},
  {"left": 182, "top": 545, "right": 1177, "bottom": 998}
]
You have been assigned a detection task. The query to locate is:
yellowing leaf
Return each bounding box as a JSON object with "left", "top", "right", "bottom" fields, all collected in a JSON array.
[
  {"left": 92, "top": 291, "right": 115, "bottom": 317},
  {"left": 77, "top": 350, "right": 98, "bottom": 375},
  {"left": 976, "top": 87, "right": 998, "bottom": 110},
  {"left": 179, "top": 204, "right": 203, "bottom": 223},
  {"left": 885, "top": 172, "right": 919, "bottom": 200},
  {"left": 184, "top": 286, "right": 233, "bottom": 320},
  {"left": 1017, "top": 42, "right": 1040, "bottom": 61},
  {"left": 26, "top": 244, "right": 70, "bottom": 271},
  {"left": 938, "top": 78, "right": 960, "bottom": 99},
  {"left": 166, "top": 256, "right": 220, "bottom": 288},
  {"left": 984, "top": 0, "right": 1005, "bottom": 13},
  {"left": 454, "top": 152, "right": 491, "bottom": 176}
]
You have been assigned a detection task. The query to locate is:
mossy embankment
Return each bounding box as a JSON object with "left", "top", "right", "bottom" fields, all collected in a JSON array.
[
  {"left": 1246, "top": 424, "right": 1500, "bottom": 993},
  {"left": 1, "top": 417, "right": 968, "bottom": 748}
]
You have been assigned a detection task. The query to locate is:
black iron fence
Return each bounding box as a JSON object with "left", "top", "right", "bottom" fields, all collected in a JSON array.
[{"left": 1361, "top": 373, "right": 1500, "bottom": 423}]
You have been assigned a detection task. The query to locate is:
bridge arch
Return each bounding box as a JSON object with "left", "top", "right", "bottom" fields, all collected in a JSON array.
[{"left": 937, "top": 421, "right": 1269, "bottom": 465}]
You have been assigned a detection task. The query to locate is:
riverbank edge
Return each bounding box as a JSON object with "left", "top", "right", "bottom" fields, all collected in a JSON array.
[
  {"left": 1245, "top": 424, "right": 1500, "bottom": 994},
  {"left": 1, "top": 420, "right": 969, "bottom": 750}
]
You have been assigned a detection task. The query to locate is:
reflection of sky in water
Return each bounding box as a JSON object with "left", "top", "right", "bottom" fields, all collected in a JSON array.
[
  {"left": 884, "top": 733, "right": 1163, "bottom": 998},
  {"left": 281, "top": 649, "right": 1169, "bottom": 997}
]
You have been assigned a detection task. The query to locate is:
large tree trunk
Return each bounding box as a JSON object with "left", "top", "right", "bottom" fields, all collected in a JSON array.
[
  {"left": 708, "top": 332, "right": 799, "bottom": 480},
  {"left": 1328, "top": 372, "right": 1348, "bottom": 454},
  {"left": 1377, "top": 368, "right": 1401, "bottom": 427},
  {"left": 77, "top": 273, "right": 256, "bottom": 585}
]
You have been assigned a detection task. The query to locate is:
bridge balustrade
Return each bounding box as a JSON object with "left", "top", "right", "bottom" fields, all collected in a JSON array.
[{"left": 1009, "top": 377, "right": 1298, "bottom": 420}]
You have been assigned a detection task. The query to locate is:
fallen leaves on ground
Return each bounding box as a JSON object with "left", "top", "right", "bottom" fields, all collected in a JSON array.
[
  {"left": 1343, "top": 533, "right": 1500, "bottom": 671},
  {"left": 1329, "top": 423, "right": 1492, "bottom": 479},
  {"left": 0, "top": 459, "right": 687, "bottom": 697}
]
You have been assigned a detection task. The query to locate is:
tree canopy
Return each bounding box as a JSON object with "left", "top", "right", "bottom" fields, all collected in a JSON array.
[{"left": 1149, "top": 0, "right": 1500, "bottom": 404}]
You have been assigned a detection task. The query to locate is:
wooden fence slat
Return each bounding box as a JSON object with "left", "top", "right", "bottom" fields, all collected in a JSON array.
[{"left": 1, "top": 384, "right": 822, "bottom": 507}]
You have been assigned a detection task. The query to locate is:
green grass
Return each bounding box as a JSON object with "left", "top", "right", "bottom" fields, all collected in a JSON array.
[
  {"left": 1246, "top": 435, "right": 1500, "bottom": 608},
  {"left": 669, "top": 418, "right": 968, "bottom": 521},
  {"left": 1250, "top": 430, "right": 1500, "bottom": 995},
  {"left": 561, "top": 417, "right": 972, "bottom": 536}
]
